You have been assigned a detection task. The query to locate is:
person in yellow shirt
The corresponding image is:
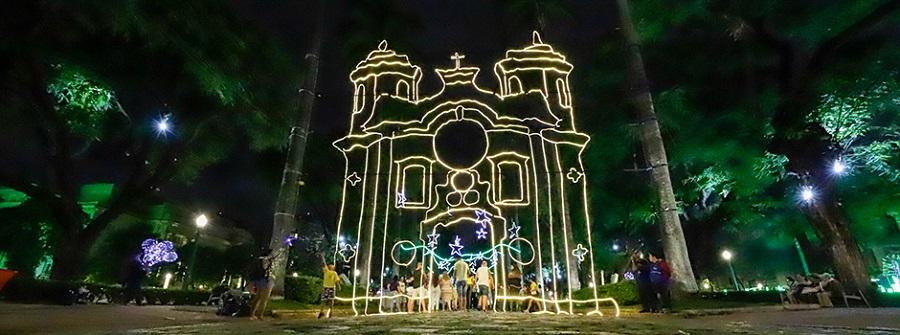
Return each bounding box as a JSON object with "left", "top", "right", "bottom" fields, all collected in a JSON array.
[{"left": 318, "top": 264, "right": 341, "bottom": 319}]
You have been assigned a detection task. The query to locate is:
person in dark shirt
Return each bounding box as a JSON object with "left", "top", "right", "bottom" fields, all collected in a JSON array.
[
  {"left": 635, "top": 258, "right": 657, "bottom": 313},
  {"left": 406, "top": 262, "right": 425, "bottom": 312},
  {"left": 649, "top": 252, "right": 672, "bottom": 312},
  {"left": 247, "top": 248, "right": 274, "bottom": 320}
]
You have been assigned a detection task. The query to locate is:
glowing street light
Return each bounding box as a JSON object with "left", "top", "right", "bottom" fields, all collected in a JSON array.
[
  {"left": 195, "top": 214, "right": 209, "bottom": 228},
  {"left": 612, "top": 243, "right": 621, "bottom": 252},
  {"left": 832, "top": 160, "right": 847, "bottom": 175},
  {"left": 721, "top": 249, "right": 740, "bottom": 290},
  {"left": 721, "top": 250, "right": 732, "bottom": 261},
  {"left": 155, "top": 115, "right": 173, "bottom": 136},
  {"left": 185, "top": 213, "right": 209, "bottom": 289},
  {"left": 800, "top": 186, "right": 816, "bottom": 203}
]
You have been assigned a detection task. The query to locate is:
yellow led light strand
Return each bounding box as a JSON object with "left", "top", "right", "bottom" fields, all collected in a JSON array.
[
  {"left": 377, "top": 139, "right": 395, "bottom": 313},
  {"left": 331, "top": 33, "right": 617, "bottom": 317}
]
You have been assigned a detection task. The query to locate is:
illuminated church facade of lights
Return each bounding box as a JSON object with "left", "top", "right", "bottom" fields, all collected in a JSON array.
[{"left": 331, "top": 32, "right": 614, "bottom": 315}]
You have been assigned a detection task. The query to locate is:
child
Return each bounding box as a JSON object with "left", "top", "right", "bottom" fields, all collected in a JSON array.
[
  {"left": 524, "top": 279, "right": 539, "bottom": 313},
  {"left": 440, "top": 273, "right": 454, "bottom": 311},
  {"left": 397, "top": 275, "right": 407, "bottom": 309},
  {"left": 317, "top": 264, "right": 340, "bottom": 318}
]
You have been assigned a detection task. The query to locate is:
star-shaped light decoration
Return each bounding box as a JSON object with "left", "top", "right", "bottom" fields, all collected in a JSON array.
[
  {"left": 427, "top": 231, "right": 440, "bottom": 248},
  {"left": 338, "top": 244, "right": 358, "bottom": 262},
  {"left": 475, "top": 227, "right": 488, "bottom": 240},
  {"left": 346, "top": 172, "right": 362, "bottom": 186},
  {"left": 507, "top": 221, "right": 520, "bottom": 239},
  {"left": 449, "top": 235, "right": 465, "bottom": 257},
  {"left": 139, "top": 239, "right": 179, "bottom": 269},
  {"left": 396, "top": 191, "right": 407, "bottom": 208},
  {"left": 566, "top": 167, "right": 584, "bottom": 184},
  {"left": 475, "top": 209, "right": 491, "bottom": 228},
  {"left": 571, "top": 243, "right": 589, "bottom": 263}
]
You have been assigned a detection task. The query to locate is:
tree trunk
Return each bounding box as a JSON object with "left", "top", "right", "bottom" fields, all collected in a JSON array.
[
  {"left": 616, "top": 0, "right": 698, "bottom": 292},
  {"left": 49, "top": 231, "right": 91, "bottom": 280},
  {"left": 269, "top": 1, "right": 324, "bottom": 297},
  {"left": 804, "top": 190, "right": 872, "bottom": 295}
]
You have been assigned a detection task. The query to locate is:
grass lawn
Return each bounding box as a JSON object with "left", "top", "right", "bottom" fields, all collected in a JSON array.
[{"left": 267, "top": 299, "right": 315, "bottom": 311}]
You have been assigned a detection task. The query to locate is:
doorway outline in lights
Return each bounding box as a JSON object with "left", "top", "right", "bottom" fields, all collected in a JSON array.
[{"left": 330, "top": 31, "right": 617, "bottom": 316}]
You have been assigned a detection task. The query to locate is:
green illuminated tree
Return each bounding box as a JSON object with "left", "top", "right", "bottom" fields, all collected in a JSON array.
[
  {"left": 613, "top": 0, "right": 900, "bottom": 294},
  {"left": 0, "top": 0, "right": 297, "bottom": 280}
]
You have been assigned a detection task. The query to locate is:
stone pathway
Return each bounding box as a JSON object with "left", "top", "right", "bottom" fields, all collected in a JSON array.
[{"left": 2, "top": 302, "right": 898, "bottom": 335}]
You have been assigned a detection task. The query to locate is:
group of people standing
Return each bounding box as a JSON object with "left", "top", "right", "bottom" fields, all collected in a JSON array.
[
  {"left": 634, "top": 252, "right": 672, "bottom": 313},
  {"left": 380, "top": 257, "right": 495, "bottom": 313}
]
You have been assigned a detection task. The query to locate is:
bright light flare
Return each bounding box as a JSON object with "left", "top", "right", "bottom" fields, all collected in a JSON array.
[
  {"left": 155, "top": 115, "right": 172, "bottom": 136},
  {"left": 612, "top": 243, "right": 621, "bottom": 251},
  {"left": 832, "top": 160, "right": 847, "bottom": 175},
  {"left": 195, "top": 214, "right": 208, "bottom": 228},
  {"left": 721, "top": 250, "right": 733, "bottom": 261},
  {"left": 800, "top": 186, "right": 815, "bottom": 203}
]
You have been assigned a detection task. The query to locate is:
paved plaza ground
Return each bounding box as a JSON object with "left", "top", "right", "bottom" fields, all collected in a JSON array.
[{"left": 1, "top": 302, "right": 899, "bottom": 335}]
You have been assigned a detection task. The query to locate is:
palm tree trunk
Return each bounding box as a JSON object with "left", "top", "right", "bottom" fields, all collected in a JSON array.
[
  {"left": 269, "top": 1, "right": 324, "bottom": 297},
  {"left": 616, "top": 0, "right": 698, "bottom": 292}
]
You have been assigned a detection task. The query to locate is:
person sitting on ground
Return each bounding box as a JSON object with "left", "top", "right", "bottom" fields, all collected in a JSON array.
[{"left": 317, "top": 263, "right": 341, "bottom": 319}]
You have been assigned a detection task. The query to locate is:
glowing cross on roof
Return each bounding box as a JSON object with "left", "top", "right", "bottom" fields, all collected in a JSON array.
[{"left": 450, "top": 52, "right": 465, "bottom": 69}]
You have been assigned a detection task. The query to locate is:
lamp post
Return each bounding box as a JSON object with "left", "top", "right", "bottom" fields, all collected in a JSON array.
[
  {"left": 184, "top": 214, "right": 208, "bottom": 289},
  {"left": 721, "top": 250, "right": 740, "bottom": 290}
]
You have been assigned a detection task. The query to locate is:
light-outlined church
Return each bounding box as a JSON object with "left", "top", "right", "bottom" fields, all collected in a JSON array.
[{"left": 331, "top": 32, "right": 615, "bottom": 315}]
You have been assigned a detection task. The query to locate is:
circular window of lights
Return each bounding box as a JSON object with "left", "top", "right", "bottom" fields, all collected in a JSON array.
[
  {"left": 507, "top": 237, "right": 535, "bottom": 266},
  {"left": 390, "top": 240, "right": 418, "bottom": 267},
  {"left": 433, "top": 118, "right": 488, "bottom": 170}
]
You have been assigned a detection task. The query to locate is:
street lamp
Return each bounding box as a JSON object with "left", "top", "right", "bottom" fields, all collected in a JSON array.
[
  {"left": 185, "top": 214, "right": 208, "bottom": 289},
  {"left": 721, "top": 249, "right": 740, "bottom": 290}
]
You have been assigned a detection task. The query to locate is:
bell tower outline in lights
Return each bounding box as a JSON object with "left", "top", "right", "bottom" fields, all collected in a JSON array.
[{"left": 331, "top": 32, "right": 617, "bottom": 316}]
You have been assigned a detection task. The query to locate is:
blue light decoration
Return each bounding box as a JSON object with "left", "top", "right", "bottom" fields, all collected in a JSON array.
[
  {"left": 475, "top": 209, "right": 491, "bottom": 228},
  {"left": 507, "top": 221, "right": 520, "bottom": 239},
  {"left": 284, "top": 233, "right": 299, "bottom": 247},
  {"left": 427, "top": 232, "right": 440, "bottom": 248},
  {"left": 475, "top": 227, "right": 488, "bottom": 240},
  {"left": 449, "top": 235, "right": 465, "bottom": 257},
  {"left": 139, "top": 239, "right": 178, "bottom": 269},
  {"left": 623, "top": 271, "right": 635, "bottom": 281}
]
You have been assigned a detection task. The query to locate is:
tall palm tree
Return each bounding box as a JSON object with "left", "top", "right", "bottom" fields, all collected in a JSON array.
[
  {"left": 615, "top": 0, "right": 698, "bottom": 292},
  {"left": 269, "top": 0, "right": 325, "bottom": 296}
]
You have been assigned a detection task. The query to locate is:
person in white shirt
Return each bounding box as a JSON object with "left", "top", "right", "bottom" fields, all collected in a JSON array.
[
  {"left": 452, "top": 256, "right": 469, "bottom": 310},
  {"left": 475, "top": 260, "right": 491, "bottom": 312}
]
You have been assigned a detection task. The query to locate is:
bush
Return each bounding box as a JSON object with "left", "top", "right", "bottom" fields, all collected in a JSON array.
[
  {"left": 284, "top": 275, "right": 322, "bottom": 304},
  {"left": 0, "top": 277, "right": 208, "bottom": 305},
  {"left": 574, "top": 280, "right": 639, "bottom": 305}
]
